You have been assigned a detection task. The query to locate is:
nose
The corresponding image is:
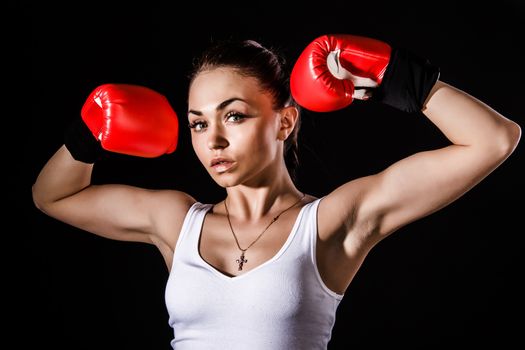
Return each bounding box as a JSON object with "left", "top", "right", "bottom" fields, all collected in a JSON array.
[{"left": 207, "top": 124, "right": 229, "bottom": 150}]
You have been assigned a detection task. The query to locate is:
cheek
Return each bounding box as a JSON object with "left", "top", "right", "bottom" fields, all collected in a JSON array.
[
  {"left": 237, "top": 124, "right": 276, "bottom": 156},
  {"left": 189, "top": 122, "right": 278, "bottom": 165}
]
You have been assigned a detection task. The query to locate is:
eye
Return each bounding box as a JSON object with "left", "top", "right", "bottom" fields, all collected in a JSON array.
[
  {"left": 225, "top": 111, "right": 246, "bottom": 123},
  {"left": 188, "top": 121, "right": 207, "bottom": 132}
]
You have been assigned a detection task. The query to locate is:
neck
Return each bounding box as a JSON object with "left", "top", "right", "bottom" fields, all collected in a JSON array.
[{"left": 224, "top": 176, "right": 302, "bottom": 222}]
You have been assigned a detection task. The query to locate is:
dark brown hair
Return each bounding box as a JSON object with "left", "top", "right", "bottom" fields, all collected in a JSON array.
[{"left": 189, "top": 39, "right": 301, "bottom": 183}]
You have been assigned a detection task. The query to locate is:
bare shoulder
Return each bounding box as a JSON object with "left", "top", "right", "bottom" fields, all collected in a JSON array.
[
  {"left": 147, "top": 189, "right": 197, "bottom": 252},
  {"left": 317, "top": 175, "right": 380, "bottom": 241}
]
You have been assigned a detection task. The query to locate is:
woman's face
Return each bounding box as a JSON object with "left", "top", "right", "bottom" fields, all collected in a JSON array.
[{"left": 188, "top": 67, "right": 283, "bottom": 188}]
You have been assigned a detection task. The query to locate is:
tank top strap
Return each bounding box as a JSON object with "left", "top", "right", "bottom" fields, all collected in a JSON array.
[
  {"left": 287, "top": 196, "right": 341, "bottom": 299},
  {"left": 171, "top": 202, "right": 213, "bottom": 269}
]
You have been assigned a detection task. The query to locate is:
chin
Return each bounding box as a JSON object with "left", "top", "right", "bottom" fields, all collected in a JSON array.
[
  {"left": 209, "top": 173, "right": 242, "bottom": 188},
  {"left": 207, "top": 163, "right": 262, "bottom": 188}
]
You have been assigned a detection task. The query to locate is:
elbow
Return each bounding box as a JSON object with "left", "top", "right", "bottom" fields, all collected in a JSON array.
[
  {"left": 498, "top": 120, "right": 522, "bottom": 157},
  {"left": 477, "top": 119, "right": 521, "bottom": 166},
  {"left": 31, "top": 184, "right": 44, "bottom": 212},
  {"left": 31, "top": 184, "right": 51, "bottom": 214},
  {"left": 510, "top": 120, "right": 522, "bottom": 147}
]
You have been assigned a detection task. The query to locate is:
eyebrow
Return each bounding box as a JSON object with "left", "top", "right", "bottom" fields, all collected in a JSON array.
[{"left": 188, "top": 97, "right": 247, "bottom": 116}]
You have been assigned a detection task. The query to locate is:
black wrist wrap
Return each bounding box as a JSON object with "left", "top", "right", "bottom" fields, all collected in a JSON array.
[
  {"left": 374, "top": 47, "right": 440, "bottom": 113},
  {"left": 64, "top": 118, "right": 104, "bottom": 164}
]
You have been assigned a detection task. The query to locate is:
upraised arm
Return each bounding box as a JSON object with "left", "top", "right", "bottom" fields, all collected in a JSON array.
[
  {"left": 32, "top": 84, "right": 194, "bottom": 245},
  {"left": 290, "top": 33, "right": 520, "bottom": 253}
]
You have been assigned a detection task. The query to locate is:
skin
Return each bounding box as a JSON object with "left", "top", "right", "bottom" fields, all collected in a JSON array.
[{"left": 32, "top": 67, "right": 521, "bottom": 295}]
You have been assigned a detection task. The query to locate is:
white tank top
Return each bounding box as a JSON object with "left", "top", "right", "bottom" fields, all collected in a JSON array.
[{"left": 165, "top": 197, "right": 344, "bottom": 349}]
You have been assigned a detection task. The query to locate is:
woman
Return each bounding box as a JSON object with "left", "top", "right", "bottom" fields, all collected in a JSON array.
[{"left": 32, "top": 35, "right": 521, "bottom": 349}]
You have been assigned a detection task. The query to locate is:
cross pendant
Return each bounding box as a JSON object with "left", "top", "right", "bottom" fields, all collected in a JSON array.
[{"left": 236, "top": 251, "right": 248, "bottom": 271}]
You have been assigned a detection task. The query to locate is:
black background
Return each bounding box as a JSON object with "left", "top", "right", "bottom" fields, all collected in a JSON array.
[{"left": 19, "top": 1, "right": 525, "bottom": 349}]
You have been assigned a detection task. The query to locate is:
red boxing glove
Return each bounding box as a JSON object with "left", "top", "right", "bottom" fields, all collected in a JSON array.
[
  {"left": 290, "top": 34, "right": 391, "bottom": 112},
  {"left": 81, "top": 84, "right": 179, "bottom": 158}
]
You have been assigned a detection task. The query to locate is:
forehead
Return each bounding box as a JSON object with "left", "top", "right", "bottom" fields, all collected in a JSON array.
[{"left": 188, "top": 68, "right": 265, "bottom": 107}]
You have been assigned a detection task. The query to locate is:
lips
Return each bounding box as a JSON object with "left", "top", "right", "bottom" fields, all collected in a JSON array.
[
  {"left": 210, "top": 157, "right": 234, "bottom": 167},
  {"left": 210, "top": 157, "right": 233, "bottom": 172}
]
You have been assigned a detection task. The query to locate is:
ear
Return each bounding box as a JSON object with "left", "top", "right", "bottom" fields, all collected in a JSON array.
[{"left": 277, "top": 106, "right": 299, "bottom": 141}]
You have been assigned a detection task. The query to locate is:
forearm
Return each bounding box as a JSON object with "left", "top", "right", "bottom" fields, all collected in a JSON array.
[
  {"left": 422, "top": 80, "right": 521, "bottom": 154},
  {"left": 32, "top": 145, "right": 93, "bottom": 209}
]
